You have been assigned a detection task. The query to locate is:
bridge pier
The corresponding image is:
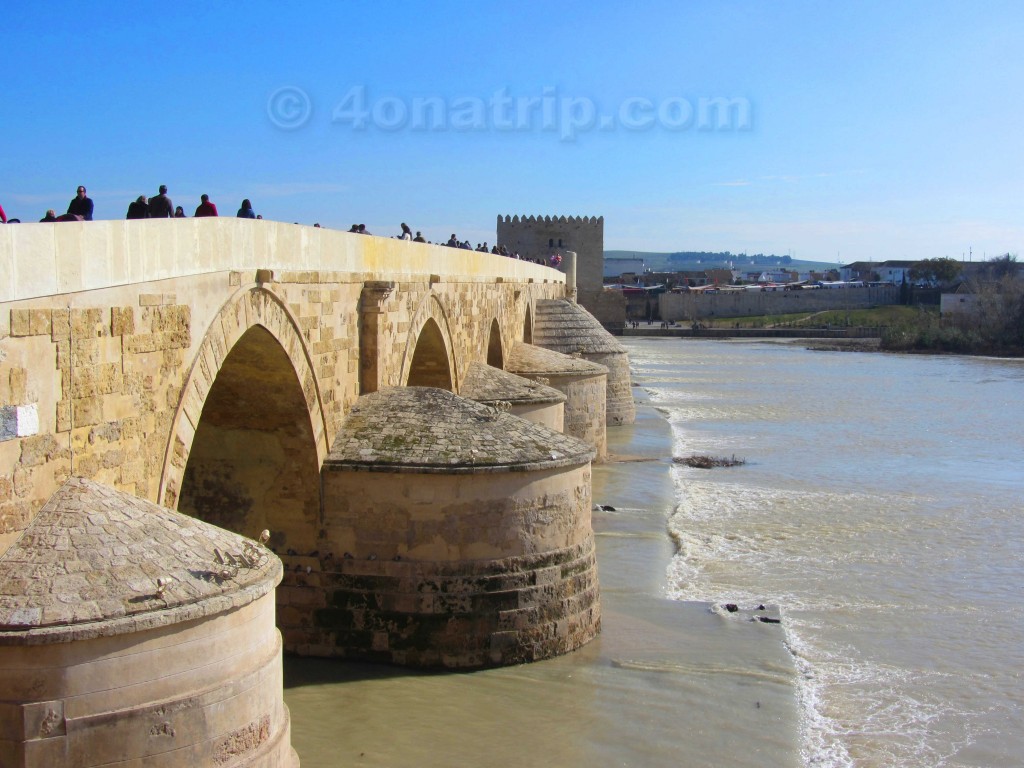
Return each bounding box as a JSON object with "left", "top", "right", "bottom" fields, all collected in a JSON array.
[
  {"left": 285, "top": 387, "right": 602, "bottom": 668},
  {"left": 358, "top": 281, "right": 396, "bottom": 394}
]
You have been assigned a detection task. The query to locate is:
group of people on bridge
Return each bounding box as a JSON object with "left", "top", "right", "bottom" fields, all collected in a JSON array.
[
  {"left": 1, "top": 190, "right": 565, "bottom": 270},
  {"left": 0, "top": 185, "right": 260, "bottom": 224}
]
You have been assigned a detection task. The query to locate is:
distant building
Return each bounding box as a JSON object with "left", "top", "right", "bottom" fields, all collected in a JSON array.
[
  {"left": 841, "top": 260, "right": 916, "bottom": 284},
  {"left": 940, "top": 285, "right": 981, "bottom": 318}
]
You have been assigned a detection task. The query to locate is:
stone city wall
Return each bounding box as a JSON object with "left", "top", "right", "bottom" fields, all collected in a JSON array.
[
  {"left": 659, "top": 284, "right": 900, "bottom": 321},
  {"left": 577, "top": 288, "right": 627, "bottom": 331}
]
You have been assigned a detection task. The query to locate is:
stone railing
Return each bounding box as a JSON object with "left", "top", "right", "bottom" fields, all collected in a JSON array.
[{"left": 0, "top": 218, "right": 563, "bottom": 304}]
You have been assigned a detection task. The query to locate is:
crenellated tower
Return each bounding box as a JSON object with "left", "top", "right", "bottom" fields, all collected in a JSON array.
[{"left": 497, "top": 215, "right": 604, "bottom": 294}]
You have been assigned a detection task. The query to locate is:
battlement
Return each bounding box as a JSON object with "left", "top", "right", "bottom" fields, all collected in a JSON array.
[
  {"left": 498, "top": 215, "right": 604, "bottom": 225},
  {"left": 497, "top": 214, "right": 605, "bottom": 293}
]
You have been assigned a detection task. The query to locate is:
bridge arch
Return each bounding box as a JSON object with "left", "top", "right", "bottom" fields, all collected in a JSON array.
[
  {"left": 523, "top": 303, "right": 534, "bottom": 344},
  {"left": 402, "top": 294, "right": 458, "bottom": 390},
  {"left": 486, "top": 318, "right": 504, "bottom": 369},
  {"left": 160, "top": 287, "right": 329, "bottom": 551}
]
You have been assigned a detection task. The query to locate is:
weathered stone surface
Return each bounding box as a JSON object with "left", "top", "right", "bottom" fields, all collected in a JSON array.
[
  {"left": 506, "top": 343, "right": 609, "bottom": 460},
  {"left": 0, "top": 477, "right": 280, "bottom": 640},
  {"left": 295, "top": 536, "right": 600, "bottom": 668},
  {"left": 460, "top": 361, "right": 565, "bottom": 405},
  {"left": 506, "top": 340, "right": 608, "bottom": 377},
  {"left": 533, "top": 298, "right": 628, "bottom": 355},
  {"left": 532, "top": 298, "right": 636, "bottom": 426},
  {"left": 325, "top": 386, "right": 593, "bottom": 473}
]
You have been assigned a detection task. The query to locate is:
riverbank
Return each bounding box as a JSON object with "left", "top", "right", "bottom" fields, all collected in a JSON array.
[
  {"left": 621, "top": 326, "right": 882, "bottom": 340},
  {"left": 282, "top": 388, "right": 802, "bottom": 768}
]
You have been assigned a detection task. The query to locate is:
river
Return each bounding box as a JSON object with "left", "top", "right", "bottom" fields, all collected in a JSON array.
[{"left": 284, "top": 338, "right": 1024, "bottom": 767}]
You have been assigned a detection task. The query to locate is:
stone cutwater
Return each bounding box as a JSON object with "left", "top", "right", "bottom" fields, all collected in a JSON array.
[{"left": 308, "top": 387, "right": 600, "bottom": 668}]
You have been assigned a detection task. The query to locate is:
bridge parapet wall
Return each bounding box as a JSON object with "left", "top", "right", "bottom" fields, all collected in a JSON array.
[{"left": 0, "top": 219, "right": 562, "bottom": 304}]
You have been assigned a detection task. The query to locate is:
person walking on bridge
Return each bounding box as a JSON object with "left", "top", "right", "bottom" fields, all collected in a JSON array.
[
  {"left": 126, "top": 196, "right": 149, "bottom": 219},
  {"left": 148, "top": 185, "right": 173, "bottom": 218},
  {"left": 194, "top": 194, "right": 218, "bottom": 217}
]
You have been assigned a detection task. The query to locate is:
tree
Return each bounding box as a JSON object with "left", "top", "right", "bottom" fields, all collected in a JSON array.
[
  {"left": 983, "top": 253, "right": 1019, "bottom": 280},
  {"left": 909, "top": 257, "right": 962, "bottom": 285}
]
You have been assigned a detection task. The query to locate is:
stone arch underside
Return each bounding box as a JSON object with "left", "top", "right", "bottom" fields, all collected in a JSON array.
[
  {"left": 486, "top": 318, "right": 504, "bottom": 369},
  {"left": 406, "top": 318, "right": 453, "bottom": 389},
  {"left": 403, "top": 295, "right": 457, "bottom": 390},
  {"left": 161, "top": 287, "right": 329, "bottom": 554},
  {"left": 177, "top": 325, "right": 321, "bottom": 550}
]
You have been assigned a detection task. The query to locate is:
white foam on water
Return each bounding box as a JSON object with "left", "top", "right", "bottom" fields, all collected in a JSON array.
[
  {"left": 665, "top": 477, "right": 989, "bottom": 768},
  {"left": 783, "top": 612, "right": 986, "bottom": 768},
  {"left": 629, "top": 338, "right": 1024, "bottom": 768}
]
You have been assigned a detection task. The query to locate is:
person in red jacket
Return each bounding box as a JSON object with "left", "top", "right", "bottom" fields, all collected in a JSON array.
[
  {"left": 0, "top": 203, "right": 7, "bottom": 223},
  {"left": 194, "top": 194, "right": 218, "bottom": 217}
]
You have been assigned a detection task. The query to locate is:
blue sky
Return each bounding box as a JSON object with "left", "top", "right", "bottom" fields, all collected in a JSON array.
[{"left": 2, "top": 1, "right": 1022, "bottom": 263}]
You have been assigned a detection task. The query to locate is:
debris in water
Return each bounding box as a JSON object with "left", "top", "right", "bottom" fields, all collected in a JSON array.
[{"left": 673, "top": 454, "right": 746, "bottom": 469}]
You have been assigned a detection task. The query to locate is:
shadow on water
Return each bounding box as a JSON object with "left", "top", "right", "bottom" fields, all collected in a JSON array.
[{"left": 284, "top": 655, "right": 463, "bottom": 689}]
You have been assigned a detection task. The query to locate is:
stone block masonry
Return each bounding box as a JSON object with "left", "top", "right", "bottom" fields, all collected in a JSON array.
[
  {"left": 659, "top": 284, "right": 900, "bottom": 321},
  {"left": 307, "top": 387, "right": 602, "bottom": 668},
  {"left": 498, "top": 215, "right": 604, "bottom": 294},
  {"left": 1, "top": 220, "right": 565, "bottom": 553},
  {"left": 298, "top": 538, "right": 601, "bottom": 667},
  {"left": 0, "top": 219, "right": 620, "bottom": 673}
]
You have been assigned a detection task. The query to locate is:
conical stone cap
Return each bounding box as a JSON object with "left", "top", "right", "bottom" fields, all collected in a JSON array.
[
  {"left": 0, "top": 477, "right": 282, "bottom": 644},
  {"left": 325, "top": 387, "right": 594, "bottom": 473},
  {"left": 534, "top": 299, "right": 628, "bottom": 354},
  {"left": 460, "top": 361, "right": 566, "bottom": 406},
  {"left": 505, "top": 342, "right": 609, "bottom": 377}
]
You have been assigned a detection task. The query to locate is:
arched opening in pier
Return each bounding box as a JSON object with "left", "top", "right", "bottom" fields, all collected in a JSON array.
[
  {"left": 406, "top": 318, "right": 453, "bottom": 390},
  {"left": 523, "top": 308, "right": 534, "bottom": 344},
  {"left": 487, "top": 319, "right": 504, "bottom": 369},
  {"left": 178, "top": 325, "right": 321, "bottom": 553}
]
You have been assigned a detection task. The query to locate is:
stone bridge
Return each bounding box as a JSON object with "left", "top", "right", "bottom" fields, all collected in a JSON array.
[
  {"left": 0, "top": 219, "right": 566, "bottom": 541},
  {"left": 0, "top": 218, "right": 629, "bottom": 669}
]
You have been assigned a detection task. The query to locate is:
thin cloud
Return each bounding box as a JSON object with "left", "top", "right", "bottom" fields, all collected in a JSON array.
[{"left": 713, "top": 180, "right": 752, "bottom": 187}]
